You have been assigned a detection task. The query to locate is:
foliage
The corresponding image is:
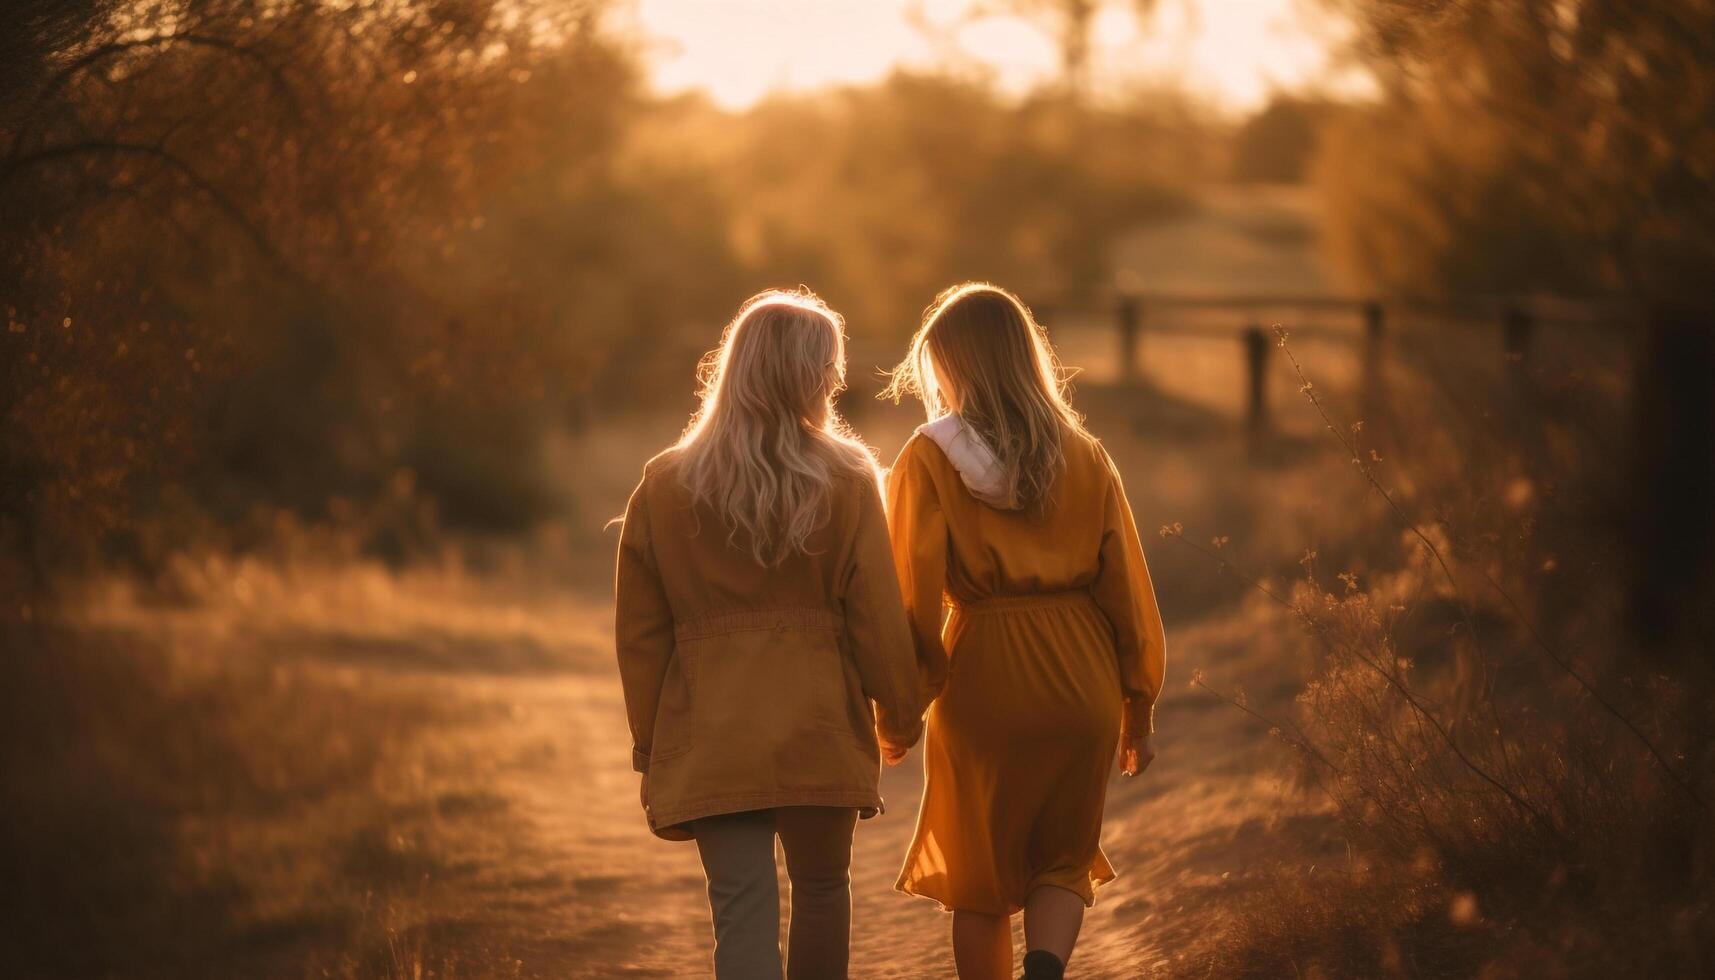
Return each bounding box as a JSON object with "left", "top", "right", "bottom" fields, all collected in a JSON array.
[
  {"left": 1316, "top": 0, "right": 1715, "bottom": 665},
  {"left": 1316, "top": 0, "right": 1715, "bottom": 301},
  {"left": 0, "top": 1, "right": 661, "bottom": 586},
  {"left": 1176, "top": 329, "right": 1715, "bottom": 975},
  {"left": 1230, "top": 96, "right": 1341, "bottom": 184},
  {"left": 0, "top": 3, "right": 1204, "bottom": 590},
  {"left": 626, "top": 75, "right": 1198, "bottom": 337}
]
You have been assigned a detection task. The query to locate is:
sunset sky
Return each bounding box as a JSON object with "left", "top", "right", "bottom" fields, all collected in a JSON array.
[{"left": 628, "top": 0, "right": 1371, "bottom": 112}]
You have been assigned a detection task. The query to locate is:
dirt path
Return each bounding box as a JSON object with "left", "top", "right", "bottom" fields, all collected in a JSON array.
[
  {"left": 277, "top": 583, "right": 1339, "bottom": 978},
  {"left": 69, "top": 440, "right": 1342, "bottom": 978}
]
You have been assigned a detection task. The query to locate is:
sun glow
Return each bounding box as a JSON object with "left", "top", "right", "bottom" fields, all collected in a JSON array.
[{"left": 628, "top": 0, "right": 1371, "bottom": 112}]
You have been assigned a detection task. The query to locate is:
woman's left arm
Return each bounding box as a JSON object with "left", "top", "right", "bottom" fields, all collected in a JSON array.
[{"left": 1089, "top": 452, "right": 1167, "bottom": 751}]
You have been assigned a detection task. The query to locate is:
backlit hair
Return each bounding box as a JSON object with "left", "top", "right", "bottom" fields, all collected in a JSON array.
[
  {"left": 677, "top": 288, "right": 878, "bottom": 565},
  {"left": 882, "top": 282, "right": 1086, "bottom": 508}
]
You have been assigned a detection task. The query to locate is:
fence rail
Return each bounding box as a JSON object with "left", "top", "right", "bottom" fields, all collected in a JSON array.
[{"left": 1091, "top": 291, "right": 1631, "bottom": 433}]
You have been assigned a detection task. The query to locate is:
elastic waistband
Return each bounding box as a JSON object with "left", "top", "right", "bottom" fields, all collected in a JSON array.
[
  {"left": 674, "top": 607, "right": 844, "bottom": 642},
  {"left": 953, "top": 590, "right": 1093, "bottom": 614}
]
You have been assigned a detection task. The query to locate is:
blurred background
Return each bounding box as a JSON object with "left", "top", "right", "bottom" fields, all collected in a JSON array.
[{"left": 2, "top": 1, "right": 1711, "bottom": 977}]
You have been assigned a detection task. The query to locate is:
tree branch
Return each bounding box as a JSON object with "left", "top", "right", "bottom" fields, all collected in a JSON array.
[
  {"left": 7, "top": 32, "right": 303, "bottom": 165},
  {"left": 1, "top": 139, "right": 303, "bottom": 286}
]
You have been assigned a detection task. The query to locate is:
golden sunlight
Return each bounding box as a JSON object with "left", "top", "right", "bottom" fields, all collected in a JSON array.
[
  {"left": 630, "top": 0, "right": 1371, "bottom": 110},
  {"left": 11, "top": 0, "right": 1711, "bottom": 975}
]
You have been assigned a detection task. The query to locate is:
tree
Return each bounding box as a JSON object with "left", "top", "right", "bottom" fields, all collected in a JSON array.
[
  {"left": 1232, "top": 96, "right": 1339, "bottom": 183},
  {"left": 0, "top": 0, "right": 647, "bottom": 590},
  {"left": 919, "top": 0, "right": 1161, "bottom": 101},
  {"left": 1323, "top": 0, "right": 1715, "bottom": 657}
]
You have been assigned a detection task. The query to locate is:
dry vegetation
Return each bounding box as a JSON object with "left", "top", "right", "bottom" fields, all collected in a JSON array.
[
  {"left": 1, "top": 0, "right": 1204, "bottom": 594},
  {"left": 10, "top": 319, "right": 1706, "bottom": 977},
  {"left": 3, "top": 0, "right": 1713, "bottom": 977},
  {"left": 1169, "top": 327, "right": 1713, "bottom": 977}
]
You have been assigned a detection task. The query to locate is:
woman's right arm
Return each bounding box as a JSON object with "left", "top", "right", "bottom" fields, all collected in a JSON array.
[
  {"left": 844, "top": 476, "right": 924, "bottom": 760},
  {"left": 886, "top": 438, "right": 951, "bottom": 709},
  {"left": 614, "top": 475, "right": 675, "bottom": 775}
]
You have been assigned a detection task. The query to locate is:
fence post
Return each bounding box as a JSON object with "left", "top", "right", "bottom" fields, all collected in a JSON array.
[
  {"left": 1502, "top": 304, "right": 1535, "bottom": 371},
  {"left": 1242, "top": 324, "right": 1269, "bottom": 434},
  {"left": 1627, "top": 305, "right": 1715, "bottom": 655},
  {"left": 1116, "top": 296, "right": 1142, "bottom": 383},
  {"left": 1362, "top": 301, "right": 1385, "bottom": 365},
  {"left": 1362, "top": 300, "right": 1386, "bottom": 414}
]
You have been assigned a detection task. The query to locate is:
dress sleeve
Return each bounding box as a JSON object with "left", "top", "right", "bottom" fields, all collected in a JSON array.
[
  {"left": 1089, "top": 450, "right": 1167, "bottom": 736},
  {"left": 614, "top": 473, "right": 675, "bottom": 773},
  {"left": 886, "top": 438, "right": 951, "bottom": 707},
  {"left": 843, "top": 475, "right": 926, "bottom": 752}
]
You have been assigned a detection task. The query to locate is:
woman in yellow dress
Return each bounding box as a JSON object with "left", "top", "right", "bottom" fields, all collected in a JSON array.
[{"left": 882, "top": 283, "right": 1167, "bottom": 980}]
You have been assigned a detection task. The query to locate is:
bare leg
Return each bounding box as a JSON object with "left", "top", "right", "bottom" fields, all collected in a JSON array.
[
  {"left": 1022, "top": 885, "right": 1084, "bottom": 965},
  {"left": 951, "top": 910, "right": 1012, "bottom": 980}
]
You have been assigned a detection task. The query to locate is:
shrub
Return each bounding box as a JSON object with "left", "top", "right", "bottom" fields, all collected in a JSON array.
[{"left": 1181, "top": 331, "right": 1714, "bottom": 975}]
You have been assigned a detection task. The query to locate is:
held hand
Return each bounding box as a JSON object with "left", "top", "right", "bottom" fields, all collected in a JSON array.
[
  {"left": 881, "top": 740, "right": 909, "bottom": 766},
  {"left": 1119, "top": 733, "right": 1156, "bottom": 777}
]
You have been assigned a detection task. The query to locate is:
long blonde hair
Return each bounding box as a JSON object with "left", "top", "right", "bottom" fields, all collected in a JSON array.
[
  {"left": 882, "top": 282, "right": 1086, "bottom": 508},
  {"left": 677, "top": 288, "right": 877, "bottom": 565}
]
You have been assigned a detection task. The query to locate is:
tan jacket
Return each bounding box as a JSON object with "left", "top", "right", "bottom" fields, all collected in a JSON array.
[{"left": 615, "top": 449, "right": 925, "bottom": 840}]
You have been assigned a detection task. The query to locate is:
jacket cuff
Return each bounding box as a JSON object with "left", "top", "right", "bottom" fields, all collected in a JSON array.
[
  {"left": 877, "top": 722, "right": 920, "bottom": 753},
  {"left": 1122, "top": 698, "right": 1155, "bottom": 737},
  {"left": 878, "top": 733, "right": 916, "bottom": 755},
  {"left": 632, "top": 747, "right": 650, "bottom": 773}
]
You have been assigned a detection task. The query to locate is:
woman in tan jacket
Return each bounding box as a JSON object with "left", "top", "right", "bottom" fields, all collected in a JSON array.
[
  {"left": 882, "top": 283, "right": 1167, "bottom": 980},
  {"left": 614, "top": 289, "right": 925, "bottom": 979}
]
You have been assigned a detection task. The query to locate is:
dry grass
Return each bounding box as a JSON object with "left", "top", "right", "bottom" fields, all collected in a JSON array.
[
  {"left": 1165, "top": 328, "right": 1715, "bottom": 977},
  {"left": 0, "top": 556, "right": 601, "bottom": 978}
]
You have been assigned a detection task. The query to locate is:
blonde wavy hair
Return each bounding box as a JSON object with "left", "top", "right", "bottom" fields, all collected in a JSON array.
[
  {"left": 882, "top": 282, "right": 1086, "bottom": 508},
  {"left": 677, "top": 289, "right": 877, "bottom": 565}
]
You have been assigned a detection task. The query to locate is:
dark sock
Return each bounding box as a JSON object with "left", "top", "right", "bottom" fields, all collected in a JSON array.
[{"left": 1023, "top": 949, "right": 1065, "bottom": 980}]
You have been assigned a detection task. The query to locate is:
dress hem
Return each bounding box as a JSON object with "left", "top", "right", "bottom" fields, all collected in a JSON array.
[{"left": 893, "top": 865, "right": 1118, "bottom": 916}]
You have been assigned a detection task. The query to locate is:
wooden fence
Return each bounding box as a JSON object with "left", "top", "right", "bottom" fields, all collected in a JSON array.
[{"left": 1101, "top": 292, "right": 1623, "bottom": 431}]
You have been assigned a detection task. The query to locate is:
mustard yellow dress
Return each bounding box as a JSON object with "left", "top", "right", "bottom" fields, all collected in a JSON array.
[{"left": 887, "top": 428, "right": 1166, "bottom": 915}]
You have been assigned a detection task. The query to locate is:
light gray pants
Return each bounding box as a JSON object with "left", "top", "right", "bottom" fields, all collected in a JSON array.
[{"left": 692, "top": 806, "right": 858, "bottom": 980}]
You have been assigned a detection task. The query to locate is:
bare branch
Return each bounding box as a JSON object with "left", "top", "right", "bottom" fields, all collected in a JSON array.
[
  {"left": 1, "top": 139, "right": 303, "bottom": 286},
  {"left": 7, "top": 32, "right": 303, "bottom": 165},
  {"left": 1274, "top": 324, "right": 1705, "bottom": 812}
]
